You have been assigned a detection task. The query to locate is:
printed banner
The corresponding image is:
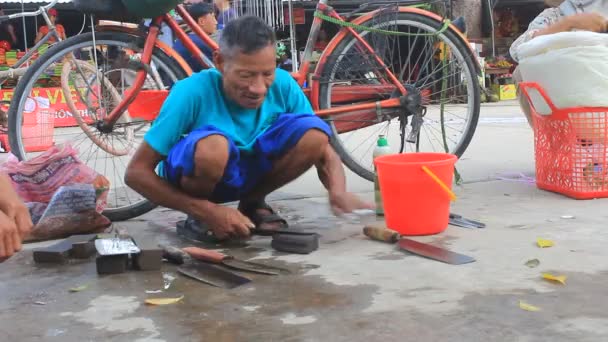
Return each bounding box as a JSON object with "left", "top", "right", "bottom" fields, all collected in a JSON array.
[{"left": 0, "top": 87, "right": 92, "bottom": 127}]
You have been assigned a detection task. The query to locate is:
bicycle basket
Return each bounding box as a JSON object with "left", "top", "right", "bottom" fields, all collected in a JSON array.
[{"left": 121, "top": 0, "right": 183, "bottom": 18}]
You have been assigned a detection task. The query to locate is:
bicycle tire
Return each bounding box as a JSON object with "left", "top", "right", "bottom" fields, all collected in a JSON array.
[
  {"left": 318, "top": 10, "right": 481, "bottom": 181},
  {"left": 8, "top": 31, "right": 189, "bottom": 221}
]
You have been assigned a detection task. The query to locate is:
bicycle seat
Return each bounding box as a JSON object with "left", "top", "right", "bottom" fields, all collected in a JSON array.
[{"left": 73, "top": 0, "right": 137, "bottom": 22}]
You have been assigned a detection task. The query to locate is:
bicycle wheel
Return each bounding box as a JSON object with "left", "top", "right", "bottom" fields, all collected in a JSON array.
[
  {"left": 8, "top": 31, "right": 188, "bottom": 221},
  {"left": 318, "top": 9, "right": 481, "bottom": 181}
]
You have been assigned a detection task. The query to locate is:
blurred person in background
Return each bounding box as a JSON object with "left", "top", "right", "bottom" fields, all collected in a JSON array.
[
  {"left": 174, "top": 3, "right": 219, "bottom": 72},
  {"left": 0, "top": 8, "right": 17, "bottom": 49},
  {"left": 511, "top": 0, "right": 608, "bottom": 126},
  {"left": 34, "top": 8, "right": 66, "bottom": 44},
  {"left": 214, "top": 0, "right": 238, "bottom": 29}
]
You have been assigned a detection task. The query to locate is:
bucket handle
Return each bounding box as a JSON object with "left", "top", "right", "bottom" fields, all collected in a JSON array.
[
  {"left": 421, "top": 166, "right": 457, "bottom": 202},
  {"left": 519, "top": 82, "right": 558, "bottom": 114}
]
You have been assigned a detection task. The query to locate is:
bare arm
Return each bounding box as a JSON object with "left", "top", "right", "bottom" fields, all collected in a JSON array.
[
  {"left": 316, "top": 143, "right": 346, "bottom": 194},
  {"left": 125, "top": 142, "right": 253, "bottom": 239},
  {"left": 534, "top": 13, "right": 608, "bottom": 38},
  {"left": 0, "top": 173, "right": 21, "bottom": 207},
  {"left": 511, "top": 10, "right": 608, "bottom": 62},
  {"left": 0, "top": 173, "right": 32, "bottom": 237},
  {"left": 316, "top": 144, "right": 372, "bottom": 214},
  {"left": 125, "top": 142, "right": 215, "bottom": 218},
  {"left": 0, "top": 173, "right": 32, "bottom": 261},
  {"left": 7, "top": 24, "right": 16, "bottom": 45},
  {"left": 34, "top": 31, "right": 44, "bottom": 44}
]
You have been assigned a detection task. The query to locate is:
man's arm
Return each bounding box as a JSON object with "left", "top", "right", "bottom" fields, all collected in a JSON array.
[
  {"left": 125, "top": 142, "right": 212, "bottom": 218},
  {"left": 315, "top": 144, "right": 372, "bottom": 215},
  {"left": 125, "top": 142, "right": 253, "bottom": 239}
]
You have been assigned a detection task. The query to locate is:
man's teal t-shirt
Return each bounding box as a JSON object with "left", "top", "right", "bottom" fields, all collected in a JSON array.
[{"left": 144, "top": 68, "right": 313, "bottom": 156}]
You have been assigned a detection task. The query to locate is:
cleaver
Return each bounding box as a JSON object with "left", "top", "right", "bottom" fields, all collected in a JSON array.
[{"left": 397, "top": 238, "right": 475, "bottom": 265}]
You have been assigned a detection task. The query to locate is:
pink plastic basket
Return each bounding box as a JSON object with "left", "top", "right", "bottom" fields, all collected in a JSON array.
[{"left": 520, "top": 82, "right": 608, "bottom": 199}]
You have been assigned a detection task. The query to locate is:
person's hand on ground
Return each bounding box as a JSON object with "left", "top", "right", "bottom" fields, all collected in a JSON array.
[
  {"left": 0, "top": 210, "right": 22, "bottom": 262},
  {"left": 329, "top": 191, "right": 374, "bottom": 216},
  {"left": 564, "top": 13, "right": 608, "bottom": 33},
  {"left": 196, "top": 202, "right": 255, "bottom": 240}
]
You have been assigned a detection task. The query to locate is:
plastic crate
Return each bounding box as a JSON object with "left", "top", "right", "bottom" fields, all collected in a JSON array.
[
  {"left": 0, "top": 99, "right": 54, "bottom": 153},
  {"left": 520, "top": 82, "right": 608, "bottom": 199}
]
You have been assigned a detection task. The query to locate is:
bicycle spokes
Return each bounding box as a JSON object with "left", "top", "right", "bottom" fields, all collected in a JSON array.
[{"left": 317, "top": 9, "right": 479, "bottom": 180}]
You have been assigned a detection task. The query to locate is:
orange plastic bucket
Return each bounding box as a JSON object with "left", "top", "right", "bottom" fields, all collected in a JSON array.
[{"left": 374, "top": 153, "right": 457, "bottom": 236}]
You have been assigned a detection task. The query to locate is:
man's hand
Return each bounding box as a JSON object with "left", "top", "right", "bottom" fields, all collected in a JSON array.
[
  {"left": 193, "top": 202, "right": 255, "bottom": 240},
  {"left": 0, "top": 210, "right": 22, "bottom": 262},
  {"left": 329, "top": 191, "right": 374, "bottom": 216},
  {"left": 564, "top": 13, "right": 608, "bottom": 33}
]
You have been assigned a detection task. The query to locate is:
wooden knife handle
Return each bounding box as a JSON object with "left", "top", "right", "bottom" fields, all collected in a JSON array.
[
  {"left": 182, "top": 247, "right": 227, "bottom": 263},
  {"left": 363, "top": 226, "right": 400, "bottom": 243}
]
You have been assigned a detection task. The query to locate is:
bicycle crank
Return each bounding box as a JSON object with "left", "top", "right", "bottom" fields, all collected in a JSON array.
[
  {"left": 407, "top": 107, "right": 426, "bottom": 144},
  {"left": 395, "top": 85, "right": 425, "bottom": 149}
]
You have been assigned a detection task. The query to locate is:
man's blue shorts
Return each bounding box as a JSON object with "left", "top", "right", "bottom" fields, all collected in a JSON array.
[{"left": 162, "top": 113, "right": 332, "bottom": 203}]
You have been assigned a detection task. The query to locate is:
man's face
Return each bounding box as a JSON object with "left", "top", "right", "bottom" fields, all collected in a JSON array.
[
  {"left": 198, "top": 13, "right": 217, "bottom": 35},
  {"left": 215, "top": 44, "right": 277, "bottom": 109}
]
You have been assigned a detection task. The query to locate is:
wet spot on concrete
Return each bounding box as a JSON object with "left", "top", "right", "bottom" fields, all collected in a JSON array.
[
  {"left": 60, "top": 295, "right": 163, "bottom": 341},
  {"left": 299, "top": 263, "right": 320, "bottom": 270},
  {"left": 507, "top": 224, "right": 528, "bottom": 229},
  {"left": 552, "top": 317, "right": 608, "bottom": 336},
  {"left": 242, "top": 246, "right": 267, "bottom": 254},
  {"left": 45, "top": 328, "right": 66, "bottom": 337},
  {"left": 371, "top": 251, "right": 408, "bottom": 260},
  {"left": 280, "top": 313, "right": 317, "bottom": 325}
]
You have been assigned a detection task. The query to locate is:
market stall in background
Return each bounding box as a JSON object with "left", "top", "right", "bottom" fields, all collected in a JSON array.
[
  {"left": 472, "top": 0, "right": 547, "bottom": 102},
  {"left": 0, "top": 0, "right": 96, "bottom": 152}
]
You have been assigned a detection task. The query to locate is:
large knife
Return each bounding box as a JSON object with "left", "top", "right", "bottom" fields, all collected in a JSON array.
[
  {"left": 397, "top": 238, "right": 475, "bottom": 265},
  {"left": 364, "top": 225, "right": 476, "bottom": 265}
]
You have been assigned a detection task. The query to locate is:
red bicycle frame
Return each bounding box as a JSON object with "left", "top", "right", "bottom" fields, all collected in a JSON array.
[{"left": 101, "top": 0, "right": 413, "bottom": 130}]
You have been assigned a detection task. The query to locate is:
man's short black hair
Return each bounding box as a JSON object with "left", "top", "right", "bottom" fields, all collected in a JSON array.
[
  {"left": 188, "top": 3, "right": 215, "bottom": 21},
  {"left": 218, "top": 15, "right": 276, "bottom": 58}
]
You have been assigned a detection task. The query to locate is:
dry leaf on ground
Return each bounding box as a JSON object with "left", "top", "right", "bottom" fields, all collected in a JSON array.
[{"left": 145, "top": 295, "right": 184, "bottom": 306}]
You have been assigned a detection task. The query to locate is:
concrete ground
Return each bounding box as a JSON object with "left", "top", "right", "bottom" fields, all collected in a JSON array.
[{"left": 2, "top": 101, "right": 608, "bottom": 342}]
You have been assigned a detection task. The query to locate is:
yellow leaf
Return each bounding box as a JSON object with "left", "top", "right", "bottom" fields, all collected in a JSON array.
[
  {"left": 519, "top": 300, "right": 541, "bottom": 312},
  {"left": 537, "top": 238, "right": 554, "bottom": 248},
  {"left": 145, "top": 295, "right": 184, "bottom": 306},
  {"left": 542, "top": 273, "right": 567, "bottom": 285},
  {"left": 69, "top": 285, "right": 88, "bottom": 292}
]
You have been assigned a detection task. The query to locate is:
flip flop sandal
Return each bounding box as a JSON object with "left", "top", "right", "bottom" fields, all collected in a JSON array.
[
  {"left": 176, "top": 217, "right": 221, "bottom": 244},
  {"left": 239, "top": 201, "right": 289, "bottom": 233}
]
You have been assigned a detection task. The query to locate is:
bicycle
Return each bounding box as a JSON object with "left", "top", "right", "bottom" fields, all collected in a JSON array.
[
  {"left": 0, "top": 0, "right": 65, "bottom": 83},
  {"left": 7, "top": 0, "right": 481, "bottom": 221}
]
